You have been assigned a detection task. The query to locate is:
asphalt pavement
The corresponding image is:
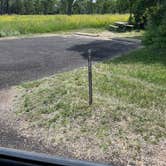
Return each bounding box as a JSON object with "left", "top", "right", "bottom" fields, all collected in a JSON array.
[{"left": 0, "top": 35, "right": 139, "bottom": 89}]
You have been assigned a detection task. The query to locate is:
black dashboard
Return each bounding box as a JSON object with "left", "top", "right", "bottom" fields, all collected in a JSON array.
[{"left": 0, "top": 147, "right": 111, "bottom": 166}]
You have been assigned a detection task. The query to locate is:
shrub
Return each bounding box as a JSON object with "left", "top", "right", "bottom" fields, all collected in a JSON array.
[
  {"left": 132, "top": 0, "right": 157, "bottom": 29},
  {"left": 143, "top": 4, "right": 166, "bottom": 48}
]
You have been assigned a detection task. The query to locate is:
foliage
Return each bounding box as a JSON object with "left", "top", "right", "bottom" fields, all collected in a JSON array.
[
  {"left": 131, "top": 0, "right": 166, "bottom": 28},
  {"left": 132, "top": 0, "right": 155, "bottom": 27},
  {"left": 0, "top": 0, "right": 130, "bottom": 15},
  {"left": 144, "top": 3, "right": 166, "bottom": 48}
]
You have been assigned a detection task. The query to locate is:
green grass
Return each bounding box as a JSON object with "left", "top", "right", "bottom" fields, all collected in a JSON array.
[
  {"left": 0, "top": 14, "right": 128, "bottom": 37},
  {"left": 16, "top": 48, "right": 166, "bottom": 165}
]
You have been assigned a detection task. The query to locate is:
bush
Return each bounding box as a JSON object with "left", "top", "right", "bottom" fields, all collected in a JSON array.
[
  {"left": 132, "top": 0, "right": 157, "bottom": 29},
  {"left": 143, "top": 4, "right": 166, "bottom": 48},
  {"left": 0, "top": 30, "right": 20, "bottom": 37}
]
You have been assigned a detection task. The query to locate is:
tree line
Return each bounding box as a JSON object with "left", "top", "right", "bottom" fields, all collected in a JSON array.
[{"left": 0, "top": 0, "right": 130, "bottom": 15}]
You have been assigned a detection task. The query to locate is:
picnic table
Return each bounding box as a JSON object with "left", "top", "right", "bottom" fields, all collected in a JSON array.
[
  {"left": 115, "top": 22, "right": 128, "bottom": 26},
  {"left": 109, "top": 21, "right": 134, "bottom": 32}
]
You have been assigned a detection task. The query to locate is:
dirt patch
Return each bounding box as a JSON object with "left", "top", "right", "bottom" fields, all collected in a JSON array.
[
  {"left": 0, "top": 88, "right": 75, "bottom": 158},
  {"left": 0, "top": 88, "right": 17, "bottom": 122}
]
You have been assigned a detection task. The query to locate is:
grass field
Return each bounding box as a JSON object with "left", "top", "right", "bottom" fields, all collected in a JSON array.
[
  {"left": 0, "top": 14, "right": 128, "bottom": 37},
  {"left": 16, "top": 48, "right": 166, "bottom": 165}
]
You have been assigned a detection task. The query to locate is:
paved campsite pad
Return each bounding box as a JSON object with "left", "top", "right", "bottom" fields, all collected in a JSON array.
[{"left": 0, "top": 35, "right": 140, "bottom": 89}]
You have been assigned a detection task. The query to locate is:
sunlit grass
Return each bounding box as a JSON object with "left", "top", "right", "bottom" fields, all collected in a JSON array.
[{"left": 0, "top": 14, "right": 129, "bottom": 37}]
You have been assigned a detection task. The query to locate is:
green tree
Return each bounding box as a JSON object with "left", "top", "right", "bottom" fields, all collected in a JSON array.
[
  {"left": 144, "top": 2, "right": 166, "bottom": 48},
  {"left": 132, "top": 0, "right": 162, "bottom": 28},
  {"left": 67, "top": 0, "right": 75, "bottom": 15}
]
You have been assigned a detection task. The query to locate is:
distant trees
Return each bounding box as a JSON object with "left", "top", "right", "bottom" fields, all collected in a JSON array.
[
  {"left": 0, "top": 0, "right": 131, "bottom": 15},
  {"left": 0, "top": 0, "right": 58, "bottom": 14},
  {"left": 66, "top": 0, "right": 74, "bottom": 15}
]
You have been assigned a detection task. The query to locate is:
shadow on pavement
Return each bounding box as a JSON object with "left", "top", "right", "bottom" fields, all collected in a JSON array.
[{"left": 68, "top": 39, "right": 139, "bottom": 61}]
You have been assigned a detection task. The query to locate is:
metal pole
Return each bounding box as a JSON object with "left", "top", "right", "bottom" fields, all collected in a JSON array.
[{"left": 88, "top": 49, "right": 93, "bottom": 105}]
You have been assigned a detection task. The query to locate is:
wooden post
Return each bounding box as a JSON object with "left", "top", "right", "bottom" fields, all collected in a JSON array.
[{"left": 88, "top": 49, "right": 93, "bottom": 105}]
